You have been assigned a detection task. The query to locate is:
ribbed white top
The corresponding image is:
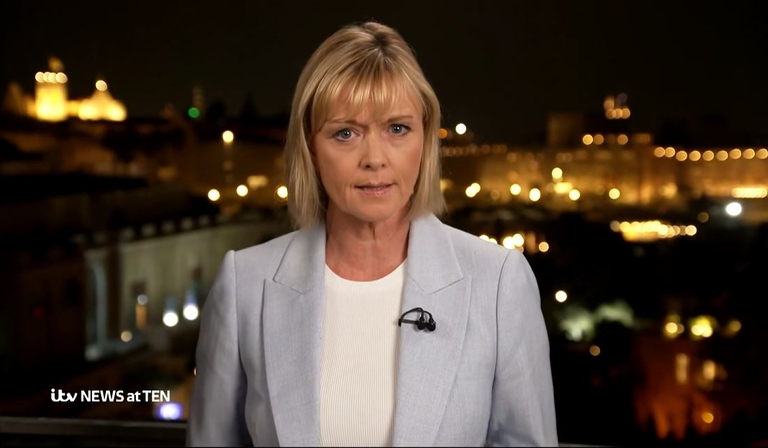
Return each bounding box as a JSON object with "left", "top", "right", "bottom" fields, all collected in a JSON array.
[{"left": 319, "top": 259, "right": 406, "bottom": 447}]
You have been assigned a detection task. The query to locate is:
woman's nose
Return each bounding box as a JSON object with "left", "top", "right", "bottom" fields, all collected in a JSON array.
[{"left": 360, "top": 135, "right": 386, "bottom": 169}]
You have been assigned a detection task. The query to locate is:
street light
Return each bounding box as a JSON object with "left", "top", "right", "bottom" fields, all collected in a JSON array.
[
  {"left": 725, "top": 202, "right": 742, "bottom": 217},
  {"left": 455, "top": 123, "right": 467, "bottom": 135},
  {"left": 222, "top": 130, "right": 234, "bottom": 144}
]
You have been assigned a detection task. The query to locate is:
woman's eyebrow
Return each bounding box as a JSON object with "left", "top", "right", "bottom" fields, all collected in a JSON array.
[
  {"left": 384, "top": 115, "right": 416, "bottom": 123},
  {"left": 325, "top": 115, "right": 416, "bottom": 126},
  {"left": 327, "top": 118, "right": 364, "bottom": 125}
]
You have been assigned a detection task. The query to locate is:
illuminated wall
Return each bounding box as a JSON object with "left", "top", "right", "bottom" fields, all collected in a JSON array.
[{"left": 115, "top": 219, "right": 288, "bottom": 339}]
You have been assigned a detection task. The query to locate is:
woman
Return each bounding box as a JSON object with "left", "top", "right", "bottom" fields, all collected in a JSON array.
[{"left": 187, "top": 21, "right": 557, "bottom": 447}]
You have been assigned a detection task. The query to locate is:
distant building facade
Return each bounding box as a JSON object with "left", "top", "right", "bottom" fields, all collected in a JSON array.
[{"left": 0, "top": 174, "right": 290, "bottom": 383}]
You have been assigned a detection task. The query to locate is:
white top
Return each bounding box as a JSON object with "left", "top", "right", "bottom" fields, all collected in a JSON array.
[{"left": 319, "top": 259, "right": 407, "bottom": 447}]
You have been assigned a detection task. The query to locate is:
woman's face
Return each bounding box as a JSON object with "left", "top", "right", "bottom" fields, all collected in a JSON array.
[{"left": 311, "top": 91, "right": 424, "bottom": 226}]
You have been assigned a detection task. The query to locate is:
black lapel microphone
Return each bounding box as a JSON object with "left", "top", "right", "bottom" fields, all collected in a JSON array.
[{"left": 398, "top": 307, "right": 436, "bottom": 332}]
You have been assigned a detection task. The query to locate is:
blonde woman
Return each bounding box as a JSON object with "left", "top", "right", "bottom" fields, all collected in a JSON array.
[{"left": 187, "top": 21, "right": 557, "bottom": 447}]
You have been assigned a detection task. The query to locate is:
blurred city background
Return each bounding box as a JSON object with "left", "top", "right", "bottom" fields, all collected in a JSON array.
[{"left": 1, "top": 1, "right": 767, "bottom": 446}]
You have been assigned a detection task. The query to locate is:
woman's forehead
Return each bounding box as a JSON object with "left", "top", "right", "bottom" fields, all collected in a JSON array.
[
  {"left": 327, "top": 96, "right": 421, "bottom": 121},
  {"left": 325, "top": 83, "right": 422, "bottom": 122}
]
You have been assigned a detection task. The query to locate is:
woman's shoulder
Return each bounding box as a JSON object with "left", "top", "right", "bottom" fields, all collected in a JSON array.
[
  {"left": 229, "top": 229, "right": 300, "bottom": 274},
  {"left": 439, "top": 220, "right": 510, "bottom": 260},
  {"left": 436, "top": 220, "right": 534, "bottom": 282},
  {"left": 237, "top": 229, "right": 298, "bottom": 255}
]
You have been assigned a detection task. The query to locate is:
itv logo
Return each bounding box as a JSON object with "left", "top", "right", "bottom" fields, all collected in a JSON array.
[{"left": 50, "top": 389, "right": 77, "bottom": 403}]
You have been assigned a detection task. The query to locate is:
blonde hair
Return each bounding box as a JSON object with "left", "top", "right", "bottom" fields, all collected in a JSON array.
[{"left": 284, "top": 21, "right": 446, "bottom": 229}]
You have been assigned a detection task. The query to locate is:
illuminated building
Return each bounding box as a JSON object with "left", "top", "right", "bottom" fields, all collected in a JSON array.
[
  {"left": 439, "top": 140, "right": 768, "bottom": 224},
  {"left": 76, "top": 79, "right": 127, "bottom": 121},
  {"left": 3, "top": 56, "right": 127, "bottom": 122},
  {"left": 34, "top": 57, "right": 69, "bottom": 121},
  {"left": 437, "top": 94, "right": 768, "bottom": 225}
]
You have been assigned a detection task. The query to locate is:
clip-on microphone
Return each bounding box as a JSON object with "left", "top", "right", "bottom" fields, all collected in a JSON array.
[{"left": 398, "top": 307, "right": 436, "bottom": 332}]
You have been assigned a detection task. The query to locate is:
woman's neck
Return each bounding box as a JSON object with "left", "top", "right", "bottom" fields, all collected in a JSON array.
[{"left": 324, "top": 206, "right": 410, "bottom": 281}]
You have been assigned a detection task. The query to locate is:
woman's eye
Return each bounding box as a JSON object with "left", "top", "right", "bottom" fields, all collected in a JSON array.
[
  {"left": 334, "top": 129, "right": 354, "bottom": 140},
  {"left": 390, "top": 124, "right": 411, "bottom": 135}
]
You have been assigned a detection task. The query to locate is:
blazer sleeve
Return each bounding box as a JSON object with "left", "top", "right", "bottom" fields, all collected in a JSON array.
[
  {"left": 486, "top": 249, "right": 558, "bottom": 446},
  {"left": 187, "top": 250, "right": 251, "bottom": 446}
]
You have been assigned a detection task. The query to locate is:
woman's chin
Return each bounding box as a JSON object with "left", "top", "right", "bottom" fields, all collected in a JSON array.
[
  {"left": 352, "top": 212, "right": 398, "bottom": 225},
  {"left": 350, "top": 205, "right": 409, "bottom": 225}
]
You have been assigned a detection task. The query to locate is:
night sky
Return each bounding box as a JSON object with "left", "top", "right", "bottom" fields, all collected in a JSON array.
[{"left": 1, "top": 0, "right": 766, "bottom": 142}]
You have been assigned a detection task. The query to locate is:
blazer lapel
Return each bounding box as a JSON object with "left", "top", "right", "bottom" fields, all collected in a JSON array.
[
  {"left": 392, "top": 214, "right": 472, "bottom": 447},
  {"left": 263, "top": 223, "right": 326, "bottom": 447}
]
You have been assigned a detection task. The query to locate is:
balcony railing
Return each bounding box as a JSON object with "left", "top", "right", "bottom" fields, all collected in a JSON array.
[
  {"left": 0, "top": 416, "right": 599, "bottom": 446},
  {"left": 0, "top": 417, "right": 186, "bottom": 447}
]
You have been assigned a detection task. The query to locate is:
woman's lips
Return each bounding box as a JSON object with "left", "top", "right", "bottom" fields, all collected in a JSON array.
[{"left": 355, "top": 184, "right": 393, "bottom": 196}]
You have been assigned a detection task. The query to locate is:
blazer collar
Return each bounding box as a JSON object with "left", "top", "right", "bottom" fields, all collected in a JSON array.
[
  {"left": 273, "top": 221, "right": 326, "bottom": 293},
  {"left": 404, "top": 213, "right": 464, "bottom": 294}
]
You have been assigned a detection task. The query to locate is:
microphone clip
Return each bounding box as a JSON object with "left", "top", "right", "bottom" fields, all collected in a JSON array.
[{"left": 398, "top": 307, "right": 436, "bottom": 332}]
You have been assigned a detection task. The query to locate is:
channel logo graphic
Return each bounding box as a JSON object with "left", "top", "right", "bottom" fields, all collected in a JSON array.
[{"left": 50, "top": 389, "right": 171, "bottom": 403}]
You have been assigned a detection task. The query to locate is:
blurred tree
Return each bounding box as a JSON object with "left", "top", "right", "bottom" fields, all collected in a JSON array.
[
  {"left": 238, "top": 93, "right": 259, "bottom": 127},
  {"left": 205, "top": 100, "right": 227, "bottom": 125}
]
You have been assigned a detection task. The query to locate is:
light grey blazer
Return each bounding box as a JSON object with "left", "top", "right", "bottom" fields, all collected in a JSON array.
[{"left": 187, "top": 213, "right": 558, "bottom": 447}]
